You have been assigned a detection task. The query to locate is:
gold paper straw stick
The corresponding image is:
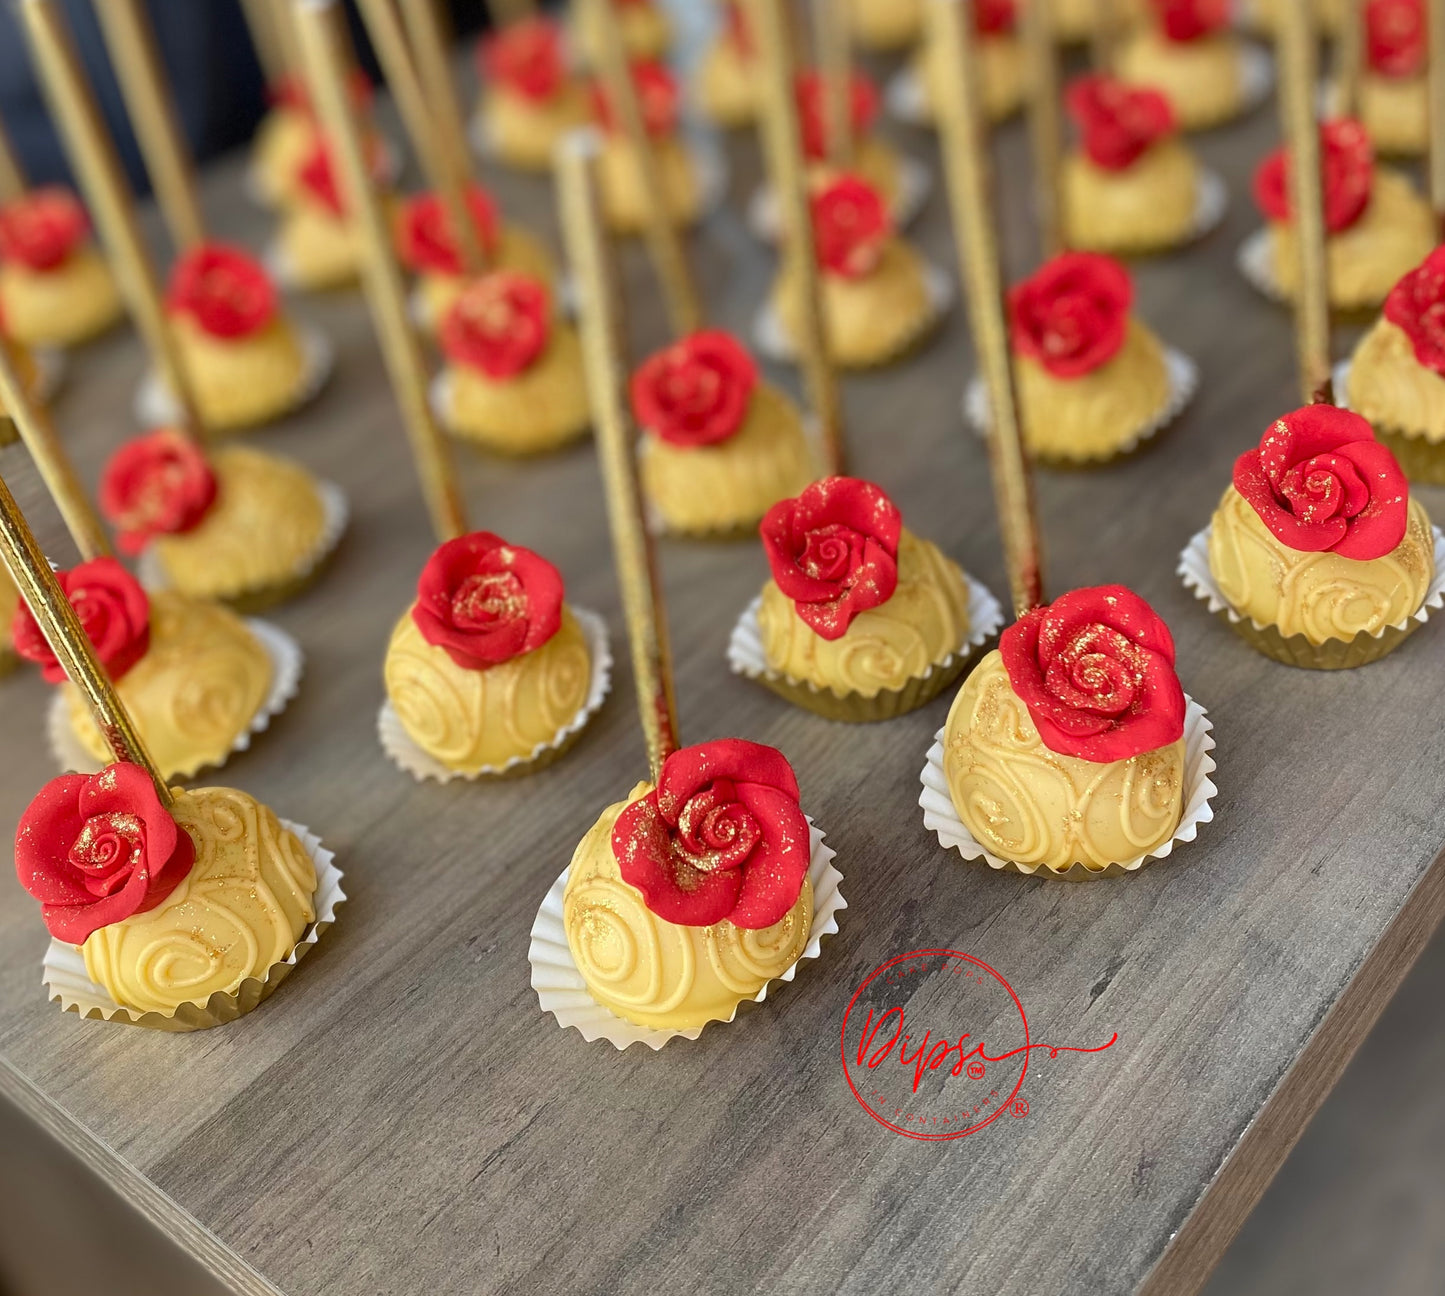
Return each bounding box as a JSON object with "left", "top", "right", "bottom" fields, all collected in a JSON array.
[
  {"left": 1277, "top": 0, "right": 1332, "bottom": 403},
  {"left": 0, "top": 469, "right": 169, "bottom": 801},
  {"left": 295, "top": 0, "right": 467, "bottom": 543},
  {"left": 0, "top": 114, "right": 26, "bottom": 202},
  {"left": 588, "top": 0, "right": 702, "bottom": 337},
  {"left": 1021, "top": 0, "right": 1065, "bottom": 258},
  {"left": 751, "top": 0, "right": 845, "bottom": 476},
  {"left": 93, "top": 0, "right": 207, "bottom": 251},
  {"left": 1091, "top": 0, "right": 1117, "bottom": 74},
  {"left": 1430, "top": 0, "right": 1445, "bottom": 236},
  {"left": 487, "top": 0, "right": 536, "bottom": 26},
  {"left": 20, "top": 0, "right": 204, "bottom": 435},
  {"left": 1334, "top": 0, "right": 1363, "bottom": 119},
  {"left": 355, "top": 0, "right": 486, "bottom": 271},
  {"left": 812, "top": 0, "right": 852, "bottom": 167},
  {"left": 268, "top": 0, "right": 305, "bottom": 79},
  {"left": 927, "top": 0, "right": 1044, "bottom": 615},
  {"left": 557, "top": 131, "right": 678, "bottom": 779},
  {"left": 240, "top": 0, "right": 288, "bottom": 86},
  {"left": 0, "top": 343, "right": 111, "bottom": 561}
]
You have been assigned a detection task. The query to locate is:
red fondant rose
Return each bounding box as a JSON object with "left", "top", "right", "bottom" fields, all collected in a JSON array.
[
  {"left": 1233, "top": 405, "right": 1409, "bottom": 561},
  {"left": 612, "top": 738, "right": 811, "bottom": 929},
  {"left": 760, "top": 476, "right": 902, "bottom": 640},
  {"left": 591, "top": 60, "right": 679, "bottom": 137},
  {"left": 412, "top": 531, "right": 564, "bottom": 669},
  {"left": 479, "top": 16, "right": 567, "bottom": 101},
  {"left": 1001, "top": 585, "right": 1186, "bottom": 763},
  {"left": 1149, "top": 0, "right": 1229, "bottom": 40},
  {"left": 0, "top": 187, "right": 90, "bottom": 271},
  {"left": 15, "top": 763, "right": 195, "bottom": 945},
  {"left": 810, "top": 174, "right": 891, "bottom": 278},
  {"left": 977, "top": 0, "right": 1018, "bottom": 33},
  {"left": 438, "top": 272, "right": 550, "bottom": 378},
  {"left": 99, "top": 429, "right": 218, "bottom": 556},
  {"left": 795, "top": 70, "right": 881, "bottom": 161},
  {"left": 1253, "top": 118, "right": 1374, "bottom": 234},
  {"left": 166, "top": 243, "right": 277, "bottom": 339},
  {"left": 1367, "top": 0, "right": 1424, "bottom": 77},
  {"left": 297, "top": 140, "right": 346, "bottom": 216},
  {"left": 630, "top": 330, "right": 758, "bottom": 448},
  {"left": 1065, "top": 75, "right": 1176, "bottom": 171},
  {"left": 1384, "top": 246, "right": 1445, "bottom": 374},
  {"left": 12, "top": 558, "right": 151, "bottom": 685},
  {"left": 396, "top": 185, "right": 501, "bottom": 278},
  {"left": 1008, "top": 252, "right": 1132, "bottom": 378}
]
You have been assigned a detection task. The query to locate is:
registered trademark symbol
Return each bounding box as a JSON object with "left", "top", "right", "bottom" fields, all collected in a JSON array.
[
  {"left": 966, "top": 1060, "right": 986, "bottom": 1081},
  {"left": 1010, "top": 1097, "right": 1029, "bottom": 1119}
]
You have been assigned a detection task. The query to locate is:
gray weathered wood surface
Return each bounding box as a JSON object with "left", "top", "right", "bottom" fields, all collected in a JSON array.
[{"left": 3, "top": 36, "right": 1445, "bottom": 1296}]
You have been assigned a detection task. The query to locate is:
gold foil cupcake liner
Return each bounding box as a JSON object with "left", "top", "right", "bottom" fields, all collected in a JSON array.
[
  {"left": 137, "top": 477, "right": 350, "bottom": 614},
  {"left": 377, "top": 606, "right": 613, "bottom": 782},
  {"left": 964, "top": 346, "right": 1198, "bottom": 467},
  {"left": 1332, "top": 356, "right": 1445, "bottom": 485},
  {"left": 747, "top": 154, "right": 933, "bottom": 240},
  {"left": 918, "top": 696, "right": 1217, "bottom": 881},
  {"left": 1178, "top": 524, "right": 1445, "bottom": 669},
  {"left": 47, "top": 616, "right": 304, "bottom": 780},
  {"left": 529, "top": 819, "right": 845, "bottom": 1050},
  {"left": 41, "top": 820, "right": 344, "bottom": 1031},
  {"left": 727, "top": 574, "right": 1004, "bottom": 722},
  {"left": 752, "top": 259, "right": 953, "bottom": 371},
  {"left": 134, "top": 322, "right": 336, "bottom": 434}
]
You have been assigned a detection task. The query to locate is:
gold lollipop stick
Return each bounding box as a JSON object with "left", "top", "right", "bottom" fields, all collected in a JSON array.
[
  {"left": 355, "top": 0, "right": 486, "bottom": 272},
  {"left": 240, "top": 0, "right": 288, "bottom": 86},
  {"left": 1021, "top": 0, "right": 1065, "bottom": 258},
  {"left": 589, "top": 0, "right": 702, "bottom": 338},
  {"left": 93, "top": 0, "right": 207, "bottom": 251},
  {"left": 927, "top": 0, "right": 1044, "bottom": 616},
  {"left": 1091, "top": 0, "right": 1118, "bottom": 74},
  {"left": 1334, "top": 0, "right": 1363, "bottom": 119},
  {"left": 0, "top": 469, "right": 169, "bottom": 802},
  {"left": 0, "top": 344, "right": 111, "bottom": 562},
  {"left": 557, "top": 132, "right": 678, "bottom": 780},
  {"left": 751, "top": 0, "right": 845, "bottom": 476},
  {"left": 294, "top": 0, "right": 467, "bottom": 543},
  {"left": 19, "top": 0, "right": 205, "bottom": 437},
  {"left": 812, "top": 0, "right": 852, "bottom": 167},
  {"left": 486, "top": 0, "right": 536, "bottom": 25},
  {"left": 1430, "top": 0, "right": 1445, "bottom": 237},
  {"left": 1277, "top": 0, "right": 1331, "bottom": 403},
  {"left": 268, "top": 0, "right": 305, "bottom": 81},
  {"left": 0, "top": 114, "right": 26, "bottom": 202}
]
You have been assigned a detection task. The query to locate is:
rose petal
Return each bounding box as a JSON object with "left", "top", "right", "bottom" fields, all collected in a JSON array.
[
  {"left": 613, "top": 792, "right": 745, "bottom": 927},
  {"left": 726, "top": 782, "right": 813, "bottom": 929}
]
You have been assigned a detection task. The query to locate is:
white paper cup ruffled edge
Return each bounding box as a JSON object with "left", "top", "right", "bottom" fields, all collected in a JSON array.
[
  {"left": 1178, "top": 522, "right": 1445, "bottom": 633},
  {"left": 377, "top": 605, "right": 613, "bottom": 782},
  {"left": 1238, "top": 43, "right": 1275, "bottom": 116},
  {"left": 727, "top": 572, "right": 1004, "bottom": 694},
  {"left": 885, "top": 66, "right": 929, "bottom": 127},
  {"left": 919, "top": 697, "right": 1217, "bottom": 878},
  {"left": 1236, "top": 226, "right": 1284, "bottom": 301},
  {"left": 46, "top": 617, "right": 304, "bottom": 778},
  {"left": 42, "top": 818, "right": 345, "bottom": 1026},
  {"left": 133, "top": 321, "right": 335, "bottom": 429},
  {"left": 530, "top": 817, "right": 845, "bottom": 1050},
  {"left": 964, "top": 346, "right": 1198, "bottom": 462},
  {"left": 1193, "top": 167, "right": 1228, "bottom": 240},
  {"left": 746, "top": 153, "right": 933, "bottom": 242},
  {"left": 136, "top": 476, "right": 349, "bottom": 600},
  {"left": 753, "top": 258, "right": 953, "bottom": 363}
]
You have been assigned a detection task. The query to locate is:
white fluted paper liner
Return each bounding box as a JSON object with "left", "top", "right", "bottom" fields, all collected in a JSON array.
[
  {"left": 1237, "top": 43, "right": 1274, "bottom": 116},
  {"left": 964, "top": 346, "right": 1198, "bottom": 461},
  {"left": 1178, "top": 523, "right": 1445, "bottom": 631},
  {"left": 46, "top": 617, "right": 303, "bottom": 778},
  {"left": 377, "top": 606, "right": 613, "bottom": 782},
  {"left": 42, "top": 820, "right": 344, "bottom": 1028},
  {"left": 746, "top": 153, "right": 933, "bottom": 243},
  {"left": 32, "top": 347, "right": 64, "bottom": 404},
  {"left": 136, "top": 477, "right": 349, "bottom": 598},
  {"left": 919, "top": 697, "right": 1217, "bottom": 878},
  {"left": 885, "top": 66, "right": 929, "bottom": 127},
  {"left": 1236, "top": 226, "right": 1284, "bottom": 301},
  {"left": 530, "top": 818, "right": 845, "bottom": 1049},
  {"left": 1333, "top": 357, "right": 1353, "bottom": 405},
  {"left": 753, "top": 258, "right": 953, "bottom": 364},
  {"left": 727, "top": 572, "right": 1004, "bottom": 691},
  {"left": 1193, "top": 168, "right": 1228, "bottom": 240},
  {"left": 244, "top": 131, "right": 400, "bottom": 207},
  {"left": 134, "top": 322, "right": 335, "bottom": 429}
]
